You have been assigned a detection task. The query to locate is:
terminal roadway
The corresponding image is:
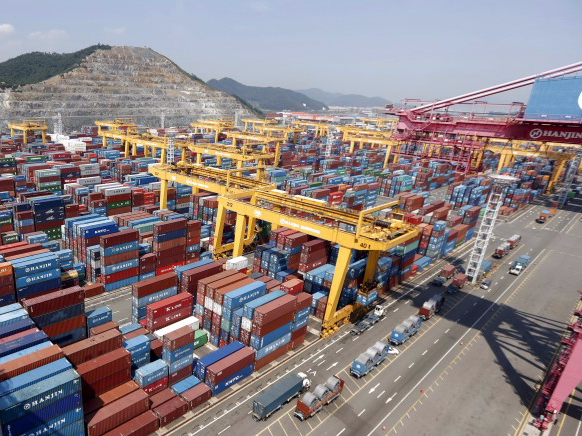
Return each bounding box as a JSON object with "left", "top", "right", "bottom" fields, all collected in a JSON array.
[{"left": 85, "top": 202, "right": 582, "bottom": 436}]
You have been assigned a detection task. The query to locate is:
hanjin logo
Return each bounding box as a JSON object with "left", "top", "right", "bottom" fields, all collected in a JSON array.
[{"left": 529, "top": 129, "right": 543, "bottom": 139}]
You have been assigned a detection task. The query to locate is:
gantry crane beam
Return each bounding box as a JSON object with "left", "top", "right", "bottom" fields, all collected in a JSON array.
[
  {"left": 190, "top": 118, "right": 235, "bottom": 143},
  {"left": 214, "top": 190, "right": 418, "bottom": 336},
  {"left": 338, "top": 127, "right": 397, "bottom": 165},
  {"left": 292, "top": 120, "right": 332, "bottom": 137},
  {"left": 8, "top": 119, "right": 48, "bottom": 143},
  {"left": 241, "top": 118, "right": 277, "bottom": 132},
  {"left": 226, "top": 131, "right": 282, "bottom": 165}
]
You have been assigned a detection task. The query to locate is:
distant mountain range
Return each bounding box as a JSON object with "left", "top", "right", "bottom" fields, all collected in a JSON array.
[
  {"left": 207, "top": 78, "right": 328, "bottom": 112},
  {"left": 296, "top": 88, "right": 391, "bottom": 107}
]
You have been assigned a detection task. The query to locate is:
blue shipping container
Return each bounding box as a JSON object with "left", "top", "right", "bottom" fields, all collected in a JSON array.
[
  {"left": 195, "top": 341, "right": 244, "bottom": 381},
  {"left": 208, "top": 363, "right": 254, "bottom": 395}
]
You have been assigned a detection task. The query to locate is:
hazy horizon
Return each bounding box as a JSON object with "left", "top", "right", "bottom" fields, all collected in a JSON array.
[{"left": 1, "top": 0, "right": 581, "bottom": 105}]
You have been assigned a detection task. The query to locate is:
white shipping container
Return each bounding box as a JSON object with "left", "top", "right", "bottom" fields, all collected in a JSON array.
[
  {"left": 77, "top": 176, "right": 102, "bottom": 186},
  {"left": 241, "top": 317, "right": 252, "bottom": 332},
  {"left": 104, "top": 187, "right": 131, "bottom": 196},
  {"left": 153, "top": 316, "right": 199, "bottom": 339},
  {"left": 204, "top": 296, "right": 213, "bottom": 311},
  {"left": 213, "top": 302, "right": 222, "bottom": 316},
  {"left": 226, "top": 256, "right": 248, "bottom": 270}
]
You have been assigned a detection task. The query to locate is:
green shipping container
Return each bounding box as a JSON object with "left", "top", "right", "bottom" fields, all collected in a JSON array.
[
  {"left": 44, "top": 227, "right": 62, "bottom": 240},
  {"left": 193, "top": 329, "right": 208, "bottom": 349},
  {"left": 107, "top": 199, "right": 131, "bottom": 209}
]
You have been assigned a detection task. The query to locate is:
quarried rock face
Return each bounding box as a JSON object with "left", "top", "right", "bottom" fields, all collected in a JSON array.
[{"left": 0, "top": 46, "right": 255, "bottom": 130}]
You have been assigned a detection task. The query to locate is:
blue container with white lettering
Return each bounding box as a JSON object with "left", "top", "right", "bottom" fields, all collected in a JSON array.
[
  {"left": 15, "top": 277, "right": 61, "bottom": 300},
  {"left": 250, "top": 322, "right": 293, "bottom": 349},
  {"left": 2, "top": 399, "right": 82, "bottom": 436},
  {"left": 223, "top": 282, "right": 266, "bottom": 311},
  {"left": 207, "top": 363, "right": 254, "bottom": 395},
  {"left": 135, "top": 360, "right": 168, "bottom": 387},
  {"left": 195, "top": 340, "right": 244, "bottom": 381},
  {"left": 169, "top": 355, "right": 194, "bottom": 374},
  {"left": 119, "top": 323, "right": 141, "bottom": 335},
  {"left": 15, "top": 269, "right": 61, "bottom": 289},
  {"left": 255, "top": 333, "right": 291, "bottom": 360},
  {"left": 242, "top": 289, "right": 285, "bottom": 320},
  {"left": 0, "top": 368, "right": 81, "bottom": 423},
  {"left": 162, "top": 342, "right": 195, "bottom": 364},
  {"left": 86, "top": 306, "right": 112, "bottom": 328},
  {"left": 102, "top": 259, "right": 139, "bottom": 275},
  {"left": 123, "top": 335, "right": 150, "bottom": 356},
  {"left": 33, "top": 303, "right": 84, "bottom": 328},
  {"left": 0, "top": 330, "right": 49, "bottom": 358},
  {"left": 27, "top": 416, "right": 85, "bottom": 436},
  {"left": 0, "top": 342, "right": 51, "bottom": 365},
  {"left": 133, "top": 287, "right": 178, "bottom": 308},
  {"left": 0, "top": 358, "right": 72, "bottom": 397},
  {"left": 0, "top": 318, "right": 35, "bottom": 340},
  {"left": 101, "top": 240, "right": 139, "bottom": 257}
]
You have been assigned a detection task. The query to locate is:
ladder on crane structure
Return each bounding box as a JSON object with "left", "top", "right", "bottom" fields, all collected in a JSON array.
[
  {"left": 466, "top": 177, "right": 513, "bottom": 283},
  {"left": 557, "top": 147, "right": 582, "bottom": 208},
  {"left": 166, "top": 134, "right": 175, "bottom": 164},
  {"left": 324, "top": 125, "right": 334, "bottom": 158}
]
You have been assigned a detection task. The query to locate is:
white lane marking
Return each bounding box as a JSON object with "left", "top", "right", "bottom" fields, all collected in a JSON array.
[
  {"left": 377, "top": 390, "right": 386, "bottom": 399},
  {"left": 394, "top": 376, "right": 401, "bottom": 382},
  {"left": 112, "top": 310, "right": 119, "bottom": 314},
  {"left": 500, "top": 276, "right": 505, "bottom": 280},
  {"left": 358, "top": 409, "right": 366, "bottom": 417},
  {"left": 434, "top": 339, "right": 439, "bottom": 344},
  {"left": 336, "top": 347, "right": 343, "bottom": 354},
  {"left": 369, "top": 383, "right": 380, "bottom": 394},
  {"left": 409, "top": 363, "right": 415, "bottom": 369},
  {"left": 366, "top": 249, "right": 548, "bottom": 436},
  {"left": 338, "top": 428, "right": 346, "bottom": 436},
  {"left": 480, "top": 295, "right": 485, "bottom": 299},
  {"left": 393, "top": 308, "right": 399, "bottom": 312},
  {"left": 575, "top": 411, "right": 581, "bottom": 436},
  {"left": 118, "top": 318, "right": 128, "bottom": 323},
  {"left": 326, "top": 362, "right": 338, "bottom": 371},
  {"left": 404, "top": 300, "right": 410, "bottom": 304},
  {"left": 422, "top": 350, "right": 428, "bottom": 356},
  {"left": 313, "top": 354, "right": 324, "bottom": 362},
  {"left": 386, "top": 392, "right": 397, "bottom": 404},
  {"left": 445, "top": 329, "right": 450, "bottom": 333},
  {"left": 317, "top": 360, "right": 326, "bottom": 367},
  {"left": 368, "top": 325, "right": 374, "bottom": 331},
  {"left": 218, "top": 426, "right": 231, "bottom": 435},
  {"left": 353, "top": 336, "right": 359, "bottom": 342}
]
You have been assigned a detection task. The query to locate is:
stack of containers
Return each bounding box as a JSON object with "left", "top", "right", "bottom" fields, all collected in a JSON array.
[
  {"left": 0, "top": 262, "right": 14, "bottom": 306},
  {"left": 185, "top": 219, "right": 202, "bottom": 263},
  {"left": 86, "top": 306, "right": 112, "bottom": 331},
  {"left": 194, "top": 269, "right": 241, "bottom": 329},
  {"left": 29, "top": 195, "right": 66, "bottom": 239},
  {"left": 161, "top": 325, "right": 196, "bottom": 385},
  {"left": 76, "top": 347, "right": 132, "bottom": 401},
  {"left": 21, "top": 286, "right": 86, "bottom": 346},
  {"left": 146, "top": 292, "right": 194, "bottom": 332},
  {"left": 298, "top": 239, "right": 329, "bottom": 274},
  {"left": 153, "top": 218, "right": 187, "bottom": 274},
  {"left": 85, "top": 389, "right": 150, "bottom": 436},
  {"left": 10, "top": 250, "right": 62, "bottom": 302},
  {"left": 195, "top": 341, "right": 255, "bottom": 395},
  {"left": 122, "top": 334, "right": 151, "bottom": 374},
  {"left": 0, "top": 353, "right": 84, "bottom": 436},
  {"left": 288, "top": 292, "right": 312, "bottom": 352},
  {"left": 34, "top": 168, "right": 62, "bottom": 193},
  {"left": 103, "top": 185, "right": 132, "bottom": 216},
  {"left": 99, "top": 228, "right": 140, "bottom": 291},
  {"left": 131, "top": 273, "right": 179, "bottom": 325},
  {"left": 134, "top": 359, "right": 169, "bottom": 395},
  {"left": 428, "top": 220, "right": 446, "bottom": 258}
]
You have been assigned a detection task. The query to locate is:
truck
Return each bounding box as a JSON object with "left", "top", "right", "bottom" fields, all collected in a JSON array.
[
  {"left": 446, "top": 273, "right": 467, "bottom": 294},
  {"left": 507, "top": 234, "right": 521, "bottom": 249},
  {"left": 536, "top": 208, "right": 556, "bottom": 224},
  {"left": 418, "top": 294, "right": 445, "bottom": 320},
  {"left": 389, "top": 314, "right": 422, "bottom": 345},
  {"left": 294, "top": 375, "right": 344, "bottom": 421},
  {"left": 350, "top": 341, "right": 398, "bottom": 378},
  {"left": 432, "top": 263, "right": 456, "bottom": 287},
  {"left": 509, "top": 255, "right": 531, "bottom": 276},
  {"left": 365, "top": 305, "right": 386, "bottom": 324},
  {"left": 492, "top": 242, "right": 511, "bottom": 259},
  {"left": 252, "top": 372, "right": 311, "bottom": 421}
]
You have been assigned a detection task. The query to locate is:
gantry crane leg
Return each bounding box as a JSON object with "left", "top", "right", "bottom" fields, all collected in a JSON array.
[
  {"left": 232, "top": 215, "right": 247, "bottom": 257},
  {"left": 363, "top": 250, "right": 380, "bottom": 283},
  {"left": 548, "top": 159, "right": 567, "bottom": 193},
  {"left": 125, "top": 141, "right": 130, "bottom": 157},
  {"left": 159, "top": 179, "right": 168, "bottom": 210},
  {"left": 321, "top": 246, "right": 352, "bottom": 337},
  {"left": 212, "top": 204, "right": 228, "bottom": 257},
  {"left": 383, "top": 145, "right": 393, "bottom": 168}
]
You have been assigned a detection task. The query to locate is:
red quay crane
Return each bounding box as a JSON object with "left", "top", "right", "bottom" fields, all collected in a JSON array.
[{"left": 385, "top": 61, "right": 582, "bottom": 173}]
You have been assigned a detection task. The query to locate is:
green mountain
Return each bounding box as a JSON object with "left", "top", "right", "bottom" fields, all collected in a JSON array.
[
  {"left": 296, "top": 88, "right": 391, "bottom": 107},
  {"left": 207, "top": 78, "right": 328, "bottom": 111},
  {"left": 0, "top": 44, "right": 111, "bottom": 88}
]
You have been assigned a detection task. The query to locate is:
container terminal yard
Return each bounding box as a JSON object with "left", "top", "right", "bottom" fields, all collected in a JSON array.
[{"left": 0, "top": 62, "right": 581, "bottom": 436}]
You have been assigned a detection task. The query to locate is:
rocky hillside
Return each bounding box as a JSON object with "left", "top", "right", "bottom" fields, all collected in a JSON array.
[
  {"left": 208, "top": 77, "right": 328, "bottom": 111},
  {"left": 0, "top": 46, "right": 259, "bottom": 131}
]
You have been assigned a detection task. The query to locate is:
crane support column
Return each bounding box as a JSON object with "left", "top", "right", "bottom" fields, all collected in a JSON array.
[
  {"left": 548, "top": 159, "right": 567, "bottom": 193},
  {"left": 232, "top": 215, "right": 247, "bottom": 257},
  {"left": 322, "top": 246, "right": 352, "bottom": 333},
  {"left": 349, "top": 140, "right": 355, "bottom": 154},
  {"left": 161, "top": 148, "right": 167, "bottom": 163},
  {"left": 212, "top": 205, "right": 227, "bottom": 256},
  {"left": 364, "top": 251, "right": 381, "bottom": 283},
  {"left": 124, "top": 141, "right": 130, "bottom": 157},
  {"left": 274, "top": 142, "right": 281, "bottom": 166},
  {"left": 383, "top": 145, "right": 393, "bottom": 168},
  {"left": 181, "top": 147, "right": 187, "bottom": 163},
  {"left": 159, "top": 179, "right": 168, "bottom": 210}
]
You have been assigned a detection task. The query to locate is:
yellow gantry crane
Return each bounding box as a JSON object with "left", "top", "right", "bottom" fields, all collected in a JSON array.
[
  {"left": 214, "top": 189, "right": 418, "bottom": 337},
  {"left": 8, "top": 119, "right": 48, "bottom": 143},
  {"left": 227, "top": 131, "right": 285, "bottom": 166},
  {"left": 337, "top": 126, "right": 397, "bottom": 166},
  {"left": 190, "top": 118, "right": 235, "bottom": 143},
  {"left": 241, "top": 118, "right": 277, "bottom": 132},
  {"left": 291, "top": 120, "right": 333, "bottom": 137}
]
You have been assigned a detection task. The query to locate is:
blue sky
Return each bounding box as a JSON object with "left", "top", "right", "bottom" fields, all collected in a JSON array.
[{"left": 1, "top": 0, "right": 581, "bottom": 104}]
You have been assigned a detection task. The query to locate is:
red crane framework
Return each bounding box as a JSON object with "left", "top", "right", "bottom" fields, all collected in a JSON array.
[
  {"left": 533, "top": 291, "right": 582, "bottom": 430},
  {"left": 385, "top": 61, "right": 582, "bottom": 173}
]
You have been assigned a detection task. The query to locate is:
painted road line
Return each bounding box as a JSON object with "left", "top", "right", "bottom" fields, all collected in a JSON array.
[
  {"left": 336, "top": 347, "right": 343, "bottom": 354},
  {"left": 218, "top": 426, "right": 231, "bottom": 435},
  {"left": 422, "top": 350, "right": 428, "bottom": 356},
  {"left": 337, "top": 428, "right": 346, "bottom": 436},
  {"left": 358, "top": 409, "right": 366, "bottom": 417},
  {"left": 317, "top": 360, "right": 326, "bottom": 367},
  {"left": 445, "top": 328, "right": 450, "bottom": 333},
  {"left": 408, "top": 363, "right": 414, "bottom": 369},
  {"left": 366, "top": 248, "right": 548, "bottom": 436},
  {"left": 434, "top": 339, "right": 439, "bottom": 344},
  {"left": 394, "top": 376, "right": 401, "bottom": 382},
  {"left": 353, "top": 336, "right": 359, "bottom": 342},
  {"left": 377, "top": 390, "right": 386, "bottom": 399},
  {"left": 393, "top": 308, "right": 399, "bottom": 312}
]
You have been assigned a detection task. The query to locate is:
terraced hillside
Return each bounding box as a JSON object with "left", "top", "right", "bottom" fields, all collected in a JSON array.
[{"left": 0, "top": 46, "right": 257, "bottom": 130}]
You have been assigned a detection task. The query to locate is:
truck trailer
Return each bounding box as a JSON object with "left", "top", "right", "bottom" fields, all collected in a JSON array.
[
  {"left": 252, "top": 372, "right": 310, "bottom": 421},
  {"left": 509, "top": 255, "right": 531, "bottom": 276},
  {"left": 390, "top": 315, "right": 422, "bottom": 345},
  {"left": 418, "top": 294, "right": 445, "bottom": 320},
  {"left": 350, "top": 341, "right": 398, "bottom": 378},
  {"left": 294, "top": 375, "right": 344, "bottom": 421}
]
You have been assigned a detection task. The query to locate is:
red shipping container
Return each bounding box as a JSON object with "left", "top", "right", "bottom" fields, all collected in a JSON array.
[
  {"left": 150, "top": 339, "right": 163, "bottom": 359},
  {"left": 204, "top": 272, "right": 247, "bottom": 300},
  {"left": 122, "top": 327, "right": 149, "bottom": 341},
  {"left": 77, "top": 348, "right": 131, "bottom": 384},
  {"left": 42, "top": 314, "right": 86, "bottom": 338},
  {"left": 86, "top": 389, "right": 150, "bottom": 436},
  {"left": 291, "top": 325, "right": 308, "bottom": 340},
  {"left": 253, "top": 294, "right": 297, "bottom": 327},
  {"left": 254, "top": 342, "right": 288, "bottom": 371},
  {"left": 156, "top": 261, "right": 185, "bottom": 276},
  {"left": 89, "top": 321, "right": 119, "bottom": 337},
  {"left": 251, "top": 311, "right": 295, "bottom": 337},
  {"left": 21, "top": 286, "right": 84, "bottom": 316},
  {"left": 239, "top": 329, "right": 250, "bottom": 346},
  {"left": 100, "top": 229, "right": 139, "bottom": 248},
  {"left": 0, "top": 344, "right": 63, "bottom": 381},
  {"left": 132, "top": 273, "right": 178, "bottom": 298},
  {"left": 84, "top": 282, "right": 105, "bottom": 298},
  {"left": 295, "top": 292, "right": 312, "bottom": 311},
  {"left": 169, "top": 363, "right": 193, "bottom": 385},
  {"left": 83, "top": 367, "right": 132, "bottom": 399},
  {"left": 149, "top": 388, "right": 177, "bottom": 409},
  {"left": 63, "top": 329, "right": 123, "bottom": 366},
  {"left": 162, "top": 326, "right": 194, "bottom": 351},
  {"left": 289, "top": 334, "right": 306, "bottom": 351},
  {"left": 101, "top": 410, "right": 159, "bottom": 436},
  {"left": 205, "top": 346, "right": 255, "bottom": 386},
  {"left": 101, "top": 250, "right": 139, "bottom": 266},
  {"left": 180, "top": 382, "right": 212, "bottom": 410},
  {"left": 83, "top": 381, "right": 140, "bottom": 415},
  {"left": 196, "top": 270, "right": 239, "bottom": 296},
  {"left": 147, "top": 292, "right": 194, "bottom": 319},
  {"left": 213, "top": 278, "right": 254, "bottom": 306},
  {"left": 280, "top": 278, "right": 303, "bottom": 295},
  {"left": 142, "top": 376, "right": 168, "bottom": 396},
  {"left": 147, "top": 305, "right": 192, "bottom": 331},
  {"left": 153, "top": 395, "right": 189, "bottom": 426}
]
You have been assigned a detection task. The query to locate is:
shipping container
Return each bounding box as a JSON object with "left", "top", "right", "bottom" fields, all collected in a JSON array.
[
  {"left": 194, "top": 340, "right": 245, "bottom": 381},
  {"left": 206, "top": 347, "right": 255, "bottom": 386},
  {"left": 86, "top": 388, "right": 149, "bottom": 436}
]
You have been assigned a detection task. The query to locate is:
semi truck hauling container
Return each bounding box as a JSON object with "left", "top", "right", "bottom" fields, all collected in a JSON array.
[
  {"left": 390, "top": 315, "right": 422, "bottom": 345},
  {"left": 418, "top": 294, "right": 445, "bottom": 320},
  {"left": 536, "top": 209, "right": 555, "bottom": 224},
  {"left": 507, "top": 234, "right": 521, "bottom": 249},
  {"left": 294, "top": 375, "right": 344, "bottom": 421},
  {"left": 492, "top": 242, "right": 511, "bottom": 259},
  {"left": 350, "top": 341, "right": 398, "bottom": 378},
  {"left": 252, "top": 372, "right": 310, "bottom": 421},
  {"left": 509, "top": 255, "right": 531, "bottom": 276}
]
